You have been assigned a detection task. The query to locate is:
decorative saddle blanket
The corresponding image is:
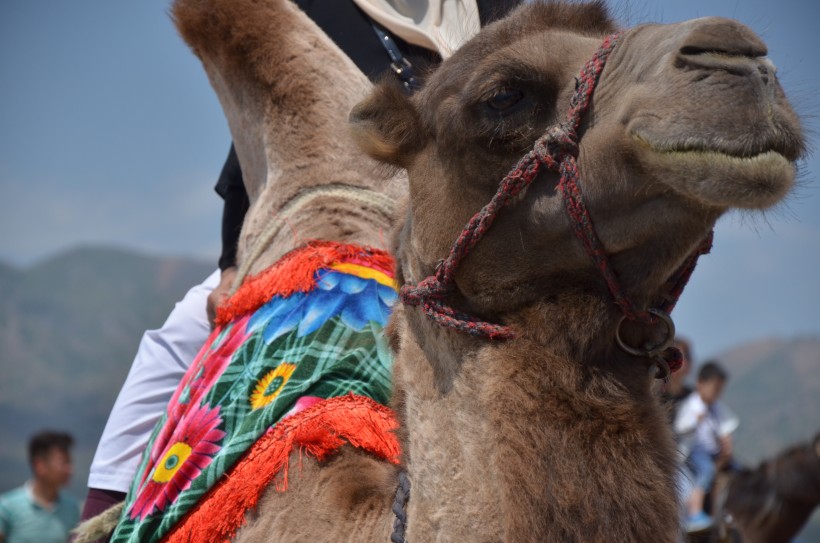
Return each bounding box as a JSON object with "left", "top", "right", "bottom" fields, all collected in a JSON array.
[{"left": 111, "top": 242, "right": 401, "bottom": 543}]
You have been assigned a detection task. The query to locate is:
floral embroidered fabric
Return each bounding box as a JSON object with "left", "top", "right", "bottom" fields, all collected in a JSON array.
[{"left": 110, "top": 243, "right": 397, "bottom": 543}]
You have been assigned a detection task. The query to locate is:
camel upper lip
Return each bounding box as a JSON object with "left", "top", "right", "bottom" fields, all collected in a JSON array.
[{"left": 631, "top": 133, "right": 796, "bottom": 161}]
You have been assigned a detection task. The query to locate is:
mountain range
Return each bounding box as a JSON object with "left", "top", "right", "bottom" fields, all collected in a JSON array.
[
  {"left": 0, "top": 246, "right": 817, "bottom": 537},
  {"left": 0, "top": 246, "right": 213, "bottom": 499}
]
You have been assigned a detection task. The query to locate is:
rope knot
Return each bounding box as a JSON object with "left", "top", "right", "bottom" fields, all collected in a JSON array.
[
  {"left": 533, "top": 122, "right": 579, "bottom": 169},
  {"left": 400, "top": 273, "right": 452, "bottom": 307}
]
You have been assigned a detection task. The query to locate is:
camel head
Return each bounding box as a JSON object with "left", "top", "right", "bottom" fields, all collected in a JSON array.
[{"left": 350, "top": 1, "right": 804, "bottom": 346}]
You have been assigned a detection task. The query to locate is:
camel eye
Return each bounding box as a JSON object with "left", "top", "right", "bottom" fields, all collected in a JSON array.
[{"left": 486, "top": 87, "right": 524, "bottom": 111}]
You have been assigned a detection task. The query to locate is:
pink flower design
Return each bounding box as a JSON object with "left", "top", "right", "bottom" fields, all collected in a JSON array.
[
  {"left": 129, "top": 402, "right": 225, "bottom": 520},
  {"left": 137, "top": 315, "right": 250, "bottom": 489},
  {"left": 174, "top": 315, "right": 252, "bottom": 411}
]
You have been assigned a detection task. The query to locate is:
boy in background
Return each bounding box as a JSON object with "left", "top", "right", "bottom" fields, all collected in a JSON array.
[
  {"left": 674, "top": 361, "right": 739, "bottom": 532},
  {"left": 0, "top": 431, "right": 79, "bottom": 543}
]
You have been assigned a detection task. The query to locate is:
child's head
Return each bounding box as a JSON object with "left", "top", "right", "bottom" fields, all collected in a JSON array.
[{"left": 696, "top": 361, "right": 728, "bottom": 405}]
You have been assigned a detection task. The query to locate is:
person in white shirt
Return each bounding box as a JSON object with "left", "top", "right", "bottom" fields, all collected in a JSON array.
[{"left": 674, "top": 361, "right": 739, "bottom": 532}]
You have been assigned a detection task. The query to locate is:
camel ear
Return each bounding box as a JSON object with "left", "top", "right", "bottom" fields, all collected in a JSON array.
[{"left": 349, "top": 81, "right": 423, "bottom": 168}]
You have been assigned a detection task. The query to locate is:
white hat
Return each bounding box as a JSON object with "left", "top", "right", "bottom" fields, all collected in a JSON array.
[{"left": 351, "top": 0, "right": 481, "bottom": 58}]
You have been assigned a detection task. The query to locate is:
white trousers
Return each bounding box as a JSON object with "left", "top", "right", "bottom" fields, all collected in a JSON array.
[{"left": 87, "top": 270, "right": 219, "bottom": 492}]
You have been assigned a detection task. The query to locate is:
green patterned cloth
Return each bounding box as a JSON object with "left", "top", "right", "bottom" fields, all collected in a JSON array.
[{"left": 110, "top": 248, "right": 397, "bottom": 542}]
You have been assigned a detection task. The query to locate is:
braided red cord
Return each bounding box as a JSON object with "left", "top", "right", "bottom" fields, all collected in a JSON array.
[
  {"left": 400, "top": 32, "right": 710, "bottom": 355},
  {"left": 401, "top": 33, "right": 622, "bottom": 339},
  {"left": 658, "top": 231, "right": 713, "bottom": 315}
]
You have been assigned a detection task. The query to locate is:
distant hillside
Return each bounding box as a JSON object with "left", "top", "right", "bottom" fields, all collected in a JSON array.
[
  {"left": 718, "top": 336, "right": 820, "bottom": 465},
  {"left": 0, "top": 246, "right": 213, "bottom": 498}
]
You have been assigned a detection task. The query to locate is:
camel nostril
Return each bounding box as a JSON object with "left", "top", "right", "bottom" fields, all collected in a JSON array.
[
  {"left": 678, "top": 17, "right": 767, "bottom": 59},
  {"left": 678, "top": 44, "right": 764, "bottom": 58},
  {"left": 675, "top": 18, "right": 772, "bottom": 79}
]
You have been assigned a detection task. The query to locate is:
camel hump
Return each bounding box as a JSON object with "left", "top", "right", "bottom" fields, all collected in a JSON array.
[{"left": 173, "top": 0, "right": 296, "bottom": 75}]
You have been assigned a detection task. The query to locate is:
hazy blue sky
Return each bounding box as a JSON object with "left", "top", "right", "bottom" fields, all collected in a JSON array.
[{"left": 1, "top": 0, "right": 818, "bottom": 360}]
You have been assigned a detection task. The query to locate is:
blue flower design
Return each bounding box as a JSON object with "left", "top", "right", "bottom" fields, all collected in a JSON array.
[{"left": 247, "top": 270, "right": 397, "bottom": 343}]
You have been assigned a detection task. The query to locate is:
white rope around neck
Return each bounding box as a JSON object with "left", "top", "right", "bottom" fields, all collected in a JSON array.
[{"left": 233, "top": 183, "right": 397, "bottom": 289}]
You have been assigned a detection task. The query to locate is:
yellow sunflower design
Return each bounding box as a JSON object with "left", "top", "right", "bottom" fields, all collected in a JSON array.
[{"left": 249, "top": 363, "right": 297, "bottom": 410}]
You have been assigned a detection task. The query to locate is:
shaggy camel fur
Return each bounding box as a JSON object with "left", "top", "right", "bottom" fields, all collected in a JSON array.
[{"left": 116, "top": 1, "right": 802, "bottom": 542}]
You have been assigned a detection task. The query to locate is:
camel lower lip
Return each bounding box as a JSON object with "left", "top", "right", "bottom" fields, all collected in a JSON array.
[{"left": 629, "top": 132, "right": 795, "bottom": 209}]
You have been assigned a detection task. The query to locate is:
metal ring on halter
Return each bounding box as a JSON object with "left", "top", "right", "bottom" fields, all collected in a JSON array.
[{"left": 615, "top": 308, "right": 676, "bottom": 358}]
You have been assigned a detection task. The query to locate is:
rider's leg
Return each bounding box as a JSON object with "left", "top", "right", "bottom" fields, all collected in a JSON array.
[{"left": 687, "top": 447, "right": 716, "bottom": 515}]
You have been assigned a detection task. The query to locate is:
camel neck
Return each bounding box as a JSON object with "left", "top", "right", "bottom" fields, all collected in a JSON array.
[
  {"left": 772, "top": 443, "right": 820, "bottom": 504},
  {"left": 234, "top": 185, "right": 398, "bottom": 283},
  {"left": 394, "top": 296, "right": 682, "bottom": 541}
]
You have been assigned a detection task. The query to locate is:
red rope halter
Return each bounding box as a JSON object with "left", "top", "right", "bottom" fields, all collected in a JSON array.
[{"left": 400, "top": 33, "right": 712, "bottom": 373}]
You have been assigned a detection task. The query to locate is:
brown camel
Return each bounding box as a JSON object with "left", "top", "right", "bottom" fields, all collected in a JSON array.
[
  {"left": 716, "top": 434, "right": 820, "bottom": 542},
  {"left": 81, "top": 1, "right": 804, "bottom": 542}
]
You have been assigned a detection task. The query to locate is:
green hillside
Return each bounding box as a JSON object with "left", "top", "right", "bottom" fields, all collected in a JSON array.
[
  {"left": 719, "top": 336, "right": 820, "bottom": 465},
  {"left": 0, "top": 246, "right": 213, "bottom": 498}
]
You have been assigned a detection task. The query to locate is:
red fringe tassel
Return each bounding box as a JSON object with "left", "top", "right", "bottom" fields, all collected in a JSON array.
[{"left": 162, "top": 394, "right": 401, "bottom": 543}]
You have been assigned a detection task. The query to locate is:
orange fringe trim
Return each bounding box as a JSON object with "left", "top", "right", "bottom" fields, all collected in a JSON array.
[
  {"left": 162, "top": 394, "right": 401, "bottom": 543},
  {"left": 215, "top": 241, "right": 395, "bottom": 326}
]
